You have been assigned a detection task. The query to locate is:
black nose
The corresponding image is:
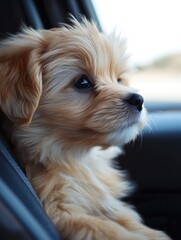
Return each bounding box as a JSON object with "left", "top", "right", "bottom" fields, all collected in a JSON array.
[{"left": 126, "top": 93, "right": 144, "bottom": 112}]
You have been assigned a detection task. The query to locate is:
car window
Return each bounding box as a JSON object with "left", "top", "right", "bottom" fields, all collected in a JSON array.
[{"left": 92, "top": 0, "right": 181, "bottom": 103}]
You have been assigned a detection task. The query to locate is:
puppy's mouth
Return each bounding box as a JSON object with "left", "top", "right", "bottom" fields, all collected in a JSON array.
[
  {"left": 95, "top": 94, "right": 146, "bottom": 147},
  {"left": 121, "top": 118, "right": 140, "bottom": 130},
  {"left": 119, "top": 93, "right": 146, "bottom": 128},
  {"left": 104, "top": 106, "right": 147, "bottom": 146},
  {"left": 84, "top": 92, "right": 145, "bottom": 136}
]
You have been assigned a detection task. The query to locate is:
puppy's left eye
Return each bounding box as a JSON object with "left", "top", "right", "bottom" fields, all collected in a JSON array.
[
  {"left": 117, "top": 78, "right": 122, "bottom": 83},
  {"left": 74, "top": 75, "right": 93, "bottom": 91}
]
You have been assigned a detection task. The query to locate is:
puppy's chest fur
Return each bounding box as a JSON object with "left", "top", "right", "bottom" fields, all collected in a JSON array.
[{"left": 26, "top": 147, "right": 129, "bottom": 218}]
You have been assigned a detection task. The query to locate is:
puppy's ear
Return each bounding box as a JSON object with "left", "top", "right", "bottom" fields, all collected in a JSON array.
[{"left": 0, "top": 29, "right": 45, "bottom": 125}]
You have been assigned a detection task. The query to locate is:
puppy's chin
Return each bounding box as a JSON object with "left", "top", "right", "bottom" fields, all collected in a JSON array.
[
  {"left": 105, "top": 124, "right": 140, "bottom": 146},
  {"left": 105, "top": 107, "right": 147, "bottom": 146}
]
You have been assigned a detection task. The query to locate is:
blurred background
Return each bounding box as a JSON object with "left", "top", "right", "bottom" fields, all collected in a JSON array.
[{"left": 92, "top": 0, "right": 181, "bottom": 102}]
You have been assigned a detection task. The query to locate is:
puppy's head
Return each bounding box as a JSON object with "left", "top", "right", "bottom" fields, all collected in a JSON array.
[{"left": 0, "top": 18, "right": 146, "bottom": 149}]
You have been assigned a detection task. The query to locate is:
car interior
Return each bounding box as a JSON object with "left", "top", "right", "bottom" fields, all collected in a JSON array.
[{"left": 0, "top": 1, "right": 181, "bottom": 240}]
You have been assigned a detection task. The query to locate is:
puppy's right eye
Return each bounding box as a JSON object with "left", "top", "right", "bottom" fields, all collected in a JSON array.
[{"left": 74, "top": 75, "right": 93, "bottom": 91}]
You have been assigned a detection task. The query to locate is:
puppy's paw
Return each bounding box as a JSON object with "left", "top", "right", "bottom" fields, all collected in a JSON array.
[
  {"left": 60, "top": 217, "right": 149, "bottom": 240},
  {"left": 152, "top": 231, "right": 172, "bottom": 240},
  {"left": 144, "top": 229, "right": 172, "bottom": 240},
  {"left": 92, "top": 227, "right": 148, "bottom": 240},
  {"left": 91, "top": 220, "right": 149, "bottom": 240}
]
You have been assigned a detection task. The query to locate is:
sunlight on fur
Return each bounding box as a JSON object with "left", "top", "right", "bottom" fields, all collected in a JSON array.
[{"left": 0, "top": 17, "right": 171, "bottom": 240}]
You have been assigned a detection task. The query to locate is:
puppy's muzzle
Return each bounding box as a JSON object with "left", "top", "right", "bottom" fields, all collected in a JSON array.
[{"left": 126, "top": 93, "right": 144, "bottom": 112}]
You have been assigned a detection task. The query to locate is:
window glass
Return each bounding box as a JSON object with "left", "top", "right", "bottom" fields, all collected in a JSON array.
[{"left": 92, "top": 0, "right": 181, "bottom": 102}]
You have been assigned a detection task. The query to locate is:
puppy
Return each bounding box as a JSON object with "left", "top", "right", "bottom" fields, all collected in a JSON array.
[{"left": 0, "top": 18, "right": 171, "bottom": 240}]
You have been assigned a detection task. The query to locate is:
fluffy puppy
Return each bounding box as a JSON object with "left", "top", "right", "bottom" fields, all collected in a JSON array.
[{"left": 0, "top": 18, "right": 171, "bottom": 240}]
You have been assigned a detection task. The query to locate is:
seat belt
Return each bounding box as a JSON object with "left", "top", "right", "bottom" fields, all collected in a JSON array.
[
  {"left": 0, "top": 132, "right": 60, "bottom": 240},
  {"left": 0, "top": 132, "right": 41, "bottom": 203}
]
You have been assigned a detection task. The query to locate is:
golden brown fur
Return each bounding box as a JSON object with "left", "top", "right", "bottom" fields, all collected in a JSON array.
[{"left": 0, "top": 18, "right": 171, "bottom": 240}]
